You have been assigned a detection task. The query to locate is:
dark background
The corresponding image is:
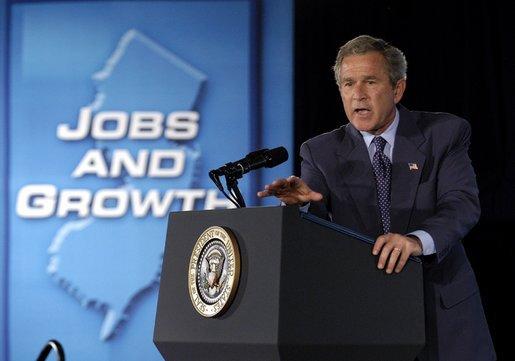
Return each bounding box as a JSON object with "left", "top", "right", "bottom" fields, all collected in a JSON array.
[{"left": 293, "top": 0, "right": 514, "bottom": 359}]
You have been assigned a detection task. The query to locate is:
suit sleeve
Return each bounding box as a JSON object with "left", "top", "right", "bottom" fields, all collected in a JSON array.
[
  {"left": 418, "top": 120, "right": 480, "bottom": 263},
  {"left": 299, "top": 141, "right": 331, "bottom": 221}
]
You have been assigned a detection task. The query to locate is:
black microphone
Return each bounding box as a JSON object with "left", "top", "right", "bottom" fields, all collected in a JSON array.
[{"left": 210, "top": 146, "right": 288, "bottom": 180}]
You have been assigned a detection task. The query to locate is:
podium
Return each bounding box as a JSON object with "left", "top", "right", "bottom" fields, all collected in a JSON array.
[{"left": 154, "top": 206, "right": 425, "bottom": 361}]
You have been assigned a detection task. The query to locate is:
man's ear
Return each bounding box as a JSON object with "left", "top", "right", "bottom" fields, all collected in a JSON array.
[{"left": 394, "top": 78, "right": 407, "bottom": 104}]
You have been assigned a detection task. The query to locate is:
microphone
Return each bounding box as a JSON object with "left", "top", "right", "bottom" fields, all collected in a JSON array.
[
  {"left": 209, "top": 146, "right": 288, "bottom": 208},
  {"left": 210, "top": 146, "right": 288, "bottom": 180}
]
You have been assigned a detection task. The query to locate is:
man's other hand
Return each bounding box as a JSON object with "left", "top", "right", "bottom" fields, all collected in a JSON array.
[
  {"left": 372, "top": 233, "right": 423, "bottom": 274},
  {"left": 257, "top": 175, "right": 323, "bottom": 205}
]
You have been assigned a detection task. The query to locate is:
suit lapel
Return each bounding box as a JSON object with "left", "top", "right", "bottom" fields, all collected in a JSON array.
[
  {"left": 336, "top": 124, "right": 382, "bottom": 237},
  {"left": 390, "top": 107, "right": 426, "bottom": 234}
]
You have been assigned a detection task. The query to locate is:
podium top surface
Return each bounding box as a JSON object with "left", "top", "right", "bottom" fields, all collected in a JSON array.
[{"left": 299, "top": 210, "right": 422, "bottom": 263}]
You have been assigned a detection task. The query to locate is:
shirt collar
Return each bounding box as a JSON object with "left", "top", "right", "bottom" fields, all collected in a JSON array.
[{"left": 359, "top": 107, "right": 399, "bottom": 148}]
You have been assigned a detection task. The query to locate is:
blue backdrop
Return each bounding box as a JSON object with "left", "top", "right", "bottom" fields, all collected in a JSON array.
[{"left": 0, "top": 0, "right": 292, "bottom": 360}]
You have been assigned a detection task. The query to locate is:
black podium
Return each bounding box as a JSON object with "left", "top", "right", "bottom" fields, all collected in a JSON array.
[{"left": 154, "top": 206, "right": 425, "bottom": 361}]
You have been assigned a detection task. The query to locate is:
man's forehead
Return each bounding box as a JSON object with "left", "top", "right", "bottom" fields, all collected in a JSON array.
[
  {"left": 339, "top": 53, "right": 389, "bottom": 78},
  {"left": 340, "top": 64, "right": 388, "bottom": 80}
]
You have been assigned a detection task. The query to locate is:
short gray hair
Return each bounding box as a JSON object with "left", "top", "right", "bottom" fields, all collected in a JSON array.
[{"left": 333, "top": 35, "right": 407, "bottom": 87}]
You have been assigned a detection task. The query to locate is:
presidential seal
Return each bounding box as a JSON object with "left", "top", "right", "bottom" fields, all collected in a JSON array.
[{"left": 188, "top": 226, "right": 241, "bottom": 317}]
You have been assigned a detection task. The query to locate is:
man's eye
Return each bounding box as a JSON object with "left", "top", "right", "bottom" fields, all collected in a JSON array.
[{"left": 367, "top": 80, "right": 376, "bottom": 84}]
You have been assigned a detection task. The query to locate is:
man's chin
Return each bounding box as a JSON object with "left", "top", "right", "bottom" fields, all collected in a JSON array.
[{"left": 350, "top": 119, "right": 377, "bottom": 133}]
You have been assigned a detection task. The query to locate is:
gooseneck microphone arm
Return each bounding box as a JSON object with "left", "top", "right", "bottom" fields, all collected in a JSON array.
[
  {"left": 36, "top": 339, "right": 65, "bottom": 361},
  {"left": 209, "top": 146, "right": 288, "bottom": 208},
  {"left": 209, "top": 166, "right": 247, "bottom": 208},
  {"left": 226, "top": 175, "right": 247, "bottom": 208},
  {"left": 209, "top": 169, "right": 242, "bottom": 208}
]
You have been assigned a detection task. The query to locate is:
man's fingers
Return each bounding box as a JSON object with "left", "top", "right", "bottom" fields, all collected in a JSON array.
[
  {"left": 257, "top": 184, "right": 281, "bottom": 197},
  {"left": 377, "top": 243, "right": 393, "bottom": 269},
  {"left": 395, "top": 251, "right": 410, "bottom": 273},
  {"left": 373, "top": 233, "right": 420, "bottom": 274},
  {"left": 270, "top": 178, "right": 289, "bottom": 190},
  {"left": 310, "top": 191, "right": 323, "bottom": 202},
  {"left": 386, "top": 247, "right": 402, "bottom": 274},
  {"left": 286, "top": 176, "right": 305, "bottom": 191},
  {"left": 257, "top": 179, "right": 289, "bottom": 197},
  {"left": 257, "top": 189, "right": 271, "bottom": 198},
  {"left": 373, "top": 234, "right": 388, "bottom": 255},
  {"left": 257, "top": 176, "right": 322, "bottom": 204}
]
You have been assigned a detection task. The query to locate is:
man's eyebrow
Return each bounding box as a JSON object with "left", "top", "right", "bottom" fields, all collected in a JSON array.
[{"left": 341, "top": 75, "right": 380, "bottom": 82}]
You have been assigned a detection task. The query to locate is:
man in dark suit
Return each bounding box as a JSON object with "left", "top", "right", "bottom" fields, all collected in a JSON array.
[{"left": 258, "top": 35, "right": 495, "bottom": 361}]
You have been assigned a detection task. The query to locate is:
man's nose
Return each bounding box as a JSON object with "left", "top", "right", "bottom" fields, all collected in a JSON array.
[{"left": 352, "top": 83, "right": 367, "bottom": 100}]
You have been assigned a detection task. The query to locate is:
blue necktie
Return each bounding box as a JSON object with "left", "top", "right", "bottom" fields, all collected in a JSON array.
[{"left": 372, "top": 136, "right": 391, "bottom": 234}]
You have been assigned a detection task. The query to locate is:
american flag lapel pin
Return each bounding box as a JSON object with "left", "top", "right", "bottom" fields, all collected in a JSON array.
[{"left": 408, "top": 163, "right": 419, "bottom": 171}]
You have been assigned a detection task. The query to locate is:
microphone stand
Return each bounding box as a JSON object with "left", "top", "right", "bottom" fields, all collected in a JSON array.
[
  {"left": 209, "top": 165, "right": 246, "bottom": 208},
  {"left": 225, "top": 172, "right": 246, "bottom": 208}
]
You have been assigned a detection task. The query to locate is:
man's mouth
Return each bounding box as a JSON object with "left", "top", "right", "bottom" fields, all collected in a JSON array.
[{"left": 354, "top": 107, "right": 371, "bottom": 115}]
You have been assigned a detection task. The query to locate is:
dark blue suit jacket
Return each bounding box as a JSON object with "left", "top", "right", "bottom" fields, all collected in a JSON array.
[{"left": 300, "top": 105, "right": 496, "bottom": 361}]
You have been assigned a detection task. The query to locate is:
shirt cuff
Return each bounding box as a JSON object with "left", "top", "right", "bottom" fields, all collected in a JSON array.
[
  {"left": 299, "top": 202, "right": 310, "bottom": 212},
  {"left": 280, "top": 201, "right": 310, "bottom": 212},
  {"left": 408, "top": 230, "right": 436, "bottom": 255}
]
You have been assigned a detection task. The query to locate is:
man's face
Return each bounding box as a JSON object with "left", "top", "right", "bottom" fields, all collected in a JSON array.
[{"left": 338, "top": 51, "right": 406, "bottom": 134}]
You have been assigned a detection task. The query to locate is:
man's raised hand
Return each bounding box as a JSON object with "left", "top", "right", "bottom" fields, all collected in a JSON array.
[{"left": 257, "top": 175, "right": 323, "bottom": 205}]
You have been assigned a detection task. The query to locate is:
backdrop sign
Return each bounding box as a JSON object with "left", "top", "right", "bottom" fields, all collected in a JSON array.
[{"left": 1, "top": 1, "right": 292, "bottom": 360}]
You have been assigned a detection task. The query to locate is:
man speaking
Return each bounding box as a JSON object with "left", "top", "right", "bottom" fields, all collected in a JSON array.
[{"left": 258, "top": 35, "right": 495, "bottom": 361}]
